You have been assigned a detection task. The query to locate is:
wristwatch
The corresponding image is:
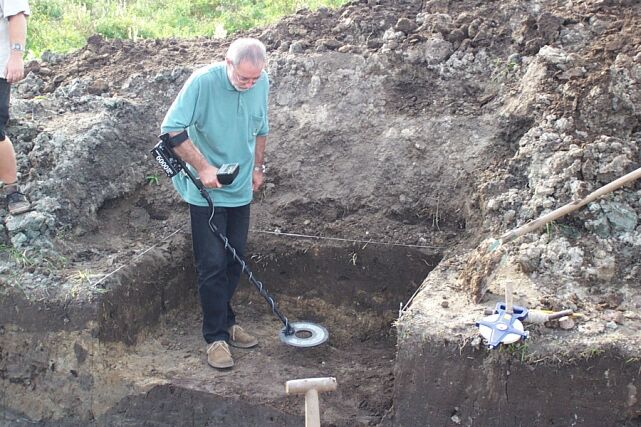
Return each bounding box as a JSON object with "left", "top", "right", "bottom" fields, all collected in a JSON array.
[
  {"left": 254, "top": 164, "right": 266, "bottom": 173},
  {"left": 10, "top": 43, "right": 24, "bottom": 53}
]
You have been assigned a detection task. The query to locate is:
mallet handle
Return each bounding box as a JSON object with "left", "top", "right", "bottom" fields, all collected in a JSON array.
[{"left": 305, "top": 389, "right": 320, "bottom": 427}]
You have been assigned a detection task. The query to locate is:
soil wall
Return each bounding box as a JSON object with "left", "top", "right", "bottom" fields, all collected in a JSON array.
[
  {"left": 391, "top": 259, "right": 641, "bottom": 426},
  {"left": 393, "top": 340, "right": 641, "bottom": 426}
]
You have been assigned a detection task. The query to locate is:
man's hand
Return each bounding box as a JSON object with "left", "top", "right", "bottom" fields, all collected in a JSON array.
[
  {"left": 252, "top": 168, "right": 264, "bottom": 191},
  {"left": 199, "top": 164, "right": 222, "bottom": 188},
  {"left": 5, "top": 53, "right": 24, "bottom": 83},
  {"left": 6, "top": 12, "right": 27, "bottom": 83}
]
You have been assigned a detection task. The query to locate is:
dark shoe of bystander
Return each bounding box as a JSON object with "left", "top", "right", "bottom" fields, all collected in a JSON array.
[{"left": 6, "top": 191, "right": 31, "bottom": 215}]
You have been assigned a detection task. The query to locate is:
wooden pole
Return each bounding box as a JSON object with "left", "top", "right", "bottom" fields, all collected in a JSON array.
[{"left": 499, "top": 166, "right": 641, "bottom": 243}]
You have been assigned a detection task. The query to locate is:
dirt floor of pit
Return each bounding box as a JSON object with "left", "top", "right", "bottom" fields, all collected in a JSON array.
[
  {"left": 96, "top": 287, "right": 397, "bottom": 426},
  {"left": 0, "top": 283, "right": 407, "bottom": 426}
]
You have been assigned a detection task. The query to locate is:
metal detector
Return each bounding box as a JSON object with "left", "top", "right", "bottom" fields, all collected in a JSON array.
[{"left": 151, "top": 134, "right": 328, "bottom": 348}]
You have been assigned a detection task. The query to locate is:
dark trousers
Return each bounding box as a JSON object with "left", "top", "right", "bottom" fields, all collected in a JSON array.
[
  {"left": 0, "top": 79, "right": 11, "bottom": 140},
  {"left": 189, "top": 203, "right": 250, "bottom": 344}
]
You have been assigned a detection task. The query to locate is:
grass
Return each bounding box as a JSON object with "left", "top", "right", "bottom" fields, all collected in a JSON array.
[
  {"left": 491, "top": 56, "right": 521, "bottom": 83},
  {"left": 0, "top": 243, "right": 36, "bottom": 268},
  {"left": 146, "top": 174, "right": 160, "bottom": 185},
  {"left": 545, "top": 220, "right": 581, "bottom": 239},
  {"left": 579, "top": 347, "right": 605, "bottom": 361},
  {"left": 503, "top": 341, "right": 533, "bottom": 363},
  {"left": 0, "top": 243, "right": 68, "bottom": 271},
  {"left": 28, "top": 0, "right": 349, "bottom": 57}
]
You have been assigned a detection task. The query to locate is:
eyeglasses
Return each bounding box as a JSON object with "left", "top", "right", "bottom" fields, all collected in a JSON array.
[{"left": 231, "top": 64, "right": 261, "bottom": 85}]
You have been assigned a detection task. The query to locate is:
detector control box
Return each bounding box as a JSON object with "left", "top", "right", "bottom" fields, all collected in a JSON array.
[{"left": 217, "top": 163, "right": 239, "bottom": 185}]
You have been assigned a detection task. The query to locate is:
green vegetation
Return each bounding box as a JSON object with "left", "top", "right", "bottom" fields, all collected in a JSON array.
[
  {"left": 28, "top": 0, "right": 348, "bottom": 57},
  {"left": 545, "top": 220, "right": 581, "bottom": 239},
  {"left": 503, "top": 341, "right": 533, "bottom": 363},
  {"left": 145, "top": 174, "right": 160, "bottom": 186},
  {"left": 0, "top": 243, "right": 36, "bottom": 268}
]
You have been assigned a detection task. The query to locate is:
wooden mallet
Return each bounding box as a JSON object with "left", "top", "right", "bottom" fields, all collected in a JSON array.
[{"left": 286, "top": 377, "right": 337, "bottom": 427}]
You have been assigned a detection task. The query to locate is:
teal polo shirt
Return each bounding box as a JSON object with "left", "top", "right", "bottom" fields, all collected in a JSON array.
[{"left": 161, "top": 62, "right": 269, "bottom": 207}]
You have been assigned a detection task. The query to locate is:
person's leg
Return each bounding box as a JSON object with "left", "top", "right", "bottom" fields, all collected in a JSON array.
[
  {"left": 0, "top": 78, "right": 30, "bottom": 215},
  {"left": 0, "top": 78, "right": 16, "bottom": 185},
  {"left": 0, "top": 137, "right": 17, "bottom": 185},
  {"left": 221, "top": 204, "right": 257, "bottom": 349},
  {"left": 222, "top": 203, "right": 251, "bottom": 328},
  {"left": 189, "top": 203, "right": 233, "bottom": 344}
]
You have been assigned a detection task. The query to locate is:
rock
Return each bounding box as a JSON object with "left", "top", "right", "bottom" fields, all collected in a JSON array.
[
  {"left": 467, "top": 18, "right": 482, "bottom": 38},
  {"left": 605, "top": 321, "right": 618, "bottom": 330},
  {"left": 15, "top": 73, "right": 45, "bottom": 97},
  {"left": 558, "top": 316, "right": 575, "bottom": 330},
  {"left": 538, "top": 46, "right": 570, "bottom": 68},
  {"left": 599, "top": 292, "right": 624, "bottom": 309},
  {"left": 603, "top": 310, "right": 625, "bottom": 325},
  {"left": 603, "top": 202, "right": 638, "bottom": 232},
  {"left": 446, "top": 28, "right": 466, "bottom": 44},
  {"left": 316, "top": 38, "right": 343, "bottom": 50},
  {"left": 423, "top": 37, "right": 454, "bottom": 65},
  {"left": 289, "top": 41, "right": 306, "bottom": 53},
  {"left": 517, "top": 244, "right": 542, "bottom": 274},
  {"left": 10, "top": 232, "right": 28, "bottom": 247},
  {"left": 588, "top": 248, "right": 616, "bottom": 281},
  {"left": 578, "top": 321, "right": 605, "bottom": 334},
  {"left": 5, "top": 211, "right": 49, "bottom": 236},
  {"left": 395, "top": 17, "right": 417, "bottom": 34},
  {"left": 524, "top": 37, "right": 544, "bottom": 55},
  {"left": 536, "top": 12, "right": 563, "bottom": 43},
  {"left": 88, "top": 79, "right": 110, "bottom": 95}
]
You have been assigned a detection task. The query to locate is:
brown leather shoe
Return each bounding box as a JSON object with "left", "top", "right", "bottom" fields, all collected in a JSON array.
[
  {"left": 229, "top": 324, "right": 258, "bottom": 348},
  {"left": 207, "top": 340, "right": 233, "bottom": 369}
]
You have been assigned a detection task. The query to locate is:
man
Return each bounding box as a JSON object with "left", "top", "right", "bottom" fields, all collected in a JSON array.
[
  {"left": 0, "top": 0, "right": 30, "bottom": 215},
  {"left": 161, "top": 38, "right": 269, "bottom": 369}
]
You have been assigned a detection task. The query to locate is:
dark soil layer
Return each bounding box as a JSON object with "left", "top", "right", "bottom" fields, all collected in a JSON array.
[{"left": 393, "top": 340, "right": 641, "bottom": 426}]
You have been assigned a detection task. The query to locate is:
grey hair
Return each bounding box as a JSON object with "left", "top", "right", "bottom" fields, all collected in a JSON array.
[{"left": 226, "top": 38, "right": 267, "bottom": 67}]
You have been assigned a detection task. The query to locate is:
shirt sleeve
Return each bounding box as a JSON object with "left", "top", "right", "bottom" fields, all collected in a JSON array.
[
  {"left": 4, "top": 0, "right": 31, "bottom": 17},
  {"left": 161, "top": 71, "right": 203, "bottom": 133},
  {"left": 257, "top": 75, "right": 270, "bottom": 136}
]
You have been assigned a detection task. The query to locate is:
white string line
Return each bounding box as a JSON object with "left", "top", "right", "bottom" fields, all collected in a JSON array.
[
  {"left": 89, "top": 226, "right": 443, "bottom": 287},
  {"left": 91, "top": 225, "right": 187, "bottom": 287},
  {"left": 249, "top": 229, "right": 445, "bottom": 249}
]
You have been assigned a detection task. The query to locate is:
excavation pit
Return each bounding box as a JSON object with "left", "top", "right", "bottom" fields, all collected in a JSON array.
[{"left": 0, "top": 228, "right": 442, "bottom": 426}]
